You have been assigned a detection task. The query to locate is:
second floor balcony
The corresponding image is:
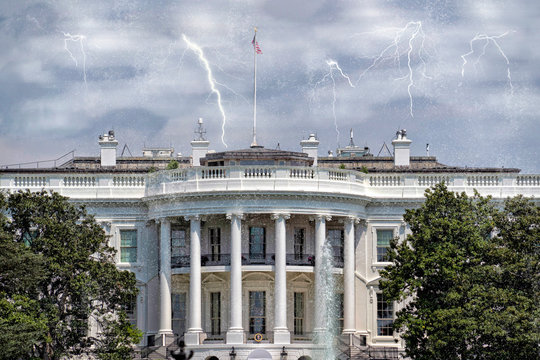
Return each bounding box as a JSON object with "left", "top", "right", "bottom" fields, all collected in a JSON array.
[{"left": 171, "top": 253, "right": 343, "bottom": 268}]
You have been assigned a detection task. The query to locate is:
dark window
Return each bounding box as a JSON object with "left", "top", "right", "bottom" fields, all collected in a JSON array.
[
  {"left": 124, "top": 294, "right": 137, "bottom": 327},
  {"left": 210, "top": 292, "right": 221, "bottom": 335},
  {"left": 249, "top": 291, "right": 266, "bottom": 334},
  {"left": 171, "top": 227, "right": 188, "bottom": 257},
  {"left": 249, "top": 227, "right": 266, "bottom": 260},
  {"left": 294, "top": 292, "right": 305, "bottom": 335},
  {"left": 328, "top": 229, "right": 344, "bottom": 260},
  {"left": 209, "top": 228, "right": 221, "bottom": 261},
  {"left": 376, "top": 229, "right": 393, "bottom": 262},
  {"left": 120, "top": 230, "right": 137, "bottom": 262},
  {"left": 337, "top": 293, "right": 344, "bottom": 334},
  {"left": 294, "top": 228, "right": 305, "bottom": 260},
  {"left": 172, "top": 293, "right": 186, "bottom": 336},
  {"left": 377, "top": 293, "right": 394, "bottom": 336}
]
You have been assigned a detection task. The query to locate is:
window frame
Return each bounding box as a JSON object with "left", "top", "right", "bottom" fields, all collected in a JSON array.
[
  {"left": 209, "top": 227, "right": 221, "bottom": 262},
  {"left": 293, "top": 228, "right": 306, "bottom": 260},
  {"left": 249, "top": 226, "right": 266, "bottom": 261},
  {"left": 249, "top": 290, "right": 266, "bottom": 335},
  {"left": 293, "top": 291, "right": 305, "bottom": 335},
  {"left": 372, "top": 226, "right": 398, "bottom": 265},
  {"left": 376, "top": 292, "right": 394, "bottom": 337},
  {"left": 210, "top": 292, "right": 221, "bottom": 335},
  {"left": 119, "top": 229, "right": 138, "bottom": 264},
  {"left": 327, "top": 228, "right": 344, "bottom": 262},
  {"left": 172, "top": 292, "right": 187, "bottom": 336}
]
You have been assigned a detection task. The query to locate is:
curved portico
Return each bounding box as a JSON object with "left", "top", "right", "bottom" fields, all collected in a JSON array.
[{"left": 147, "top": 182, "right": 365, "bottom": 345}]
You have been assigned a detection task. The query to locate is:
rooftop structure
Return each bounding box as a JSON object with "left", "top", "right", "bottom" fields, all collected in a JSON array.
[{"left": 0, "top": 121, "right": 537, "bottom": 360}]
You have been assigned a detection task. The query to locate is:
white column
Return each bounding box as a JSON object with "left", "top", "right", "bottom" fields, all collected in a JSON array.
[
  {"left": 158, "top": 218, "right": 173, "bottom": 339},
  {"left": 343, "top": 217, "right": 357, "bottom": 334},
  {"left": 313, "top": 215, "right": 330, "bottom": 337},
  {"left": 226, "top": 213, "right": 244, "bottom": 344},
  {"left": 185, "top": 215, "right": 203, "bottom": 345},
  {"left": 272, "top": 213, "right": 291, "bottom": 344}
]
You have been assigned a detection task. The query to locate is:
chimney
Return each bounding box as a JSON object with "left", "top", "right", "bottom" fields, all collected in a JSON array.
[
  {"left": 98, "top": 130, "right": 118, "bottom": 167},
  {"left": 392, "top": 129, "right": 412, "bottom": 166},
  {"left": 300, "top": 133, "right": 320, "bottom": 166},
  {"left": 191, "top": 118, "right": 210, "bottom": 166}
]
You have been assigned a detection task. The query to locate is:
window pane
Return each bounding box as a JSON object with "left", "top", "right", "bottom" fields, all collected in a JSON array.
[
  {"left": 249, "top": 291, "right": 266, "bottom": 334},
  {"left": 171, "top": 227, "right": 188, "bottom": 257},
  {"left": 120, "top": 230, "right": 137, "bottom": 262},
  {"left": 249, "top": 227, "right": 265, "bottom": 258},
  {"left": 377, "top": 293, "right": 394, "bottom": 336},
  {"left": 172, "top": 293, "right": 186, "bottom": 335},
  {"left": 294, "top": 229, "right": 305, "bottom": 259},
  {"left": 377, "top": 229, "right": 393, "bottom": 262}
]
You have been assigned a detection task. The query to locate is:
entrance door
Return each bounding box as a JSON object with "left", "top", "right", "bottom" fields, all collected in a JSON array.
[{"left": 246, "top": 349, "right": 272, "bottom": 359}]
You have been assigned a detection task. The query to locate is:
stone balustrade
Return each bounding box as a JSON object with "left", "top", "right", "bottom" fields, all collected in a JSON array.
[{"left": 1, "top": 166, "right": 539, "bottom": 200}]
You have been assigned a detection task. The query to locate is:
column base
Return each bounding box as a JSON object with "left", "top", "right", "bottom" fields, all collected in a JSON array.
[
  {"left": 184, "top": 331, "right": 205, "bottom": 345},
  {"left": 226, "top": 330, "right": 245, "bottom": 344},
  {"left": 273, "top": 330, "right": 291, "bottom": 344},
  {"left": 156, "top": 331, "right": 174, "bottom": 347}
]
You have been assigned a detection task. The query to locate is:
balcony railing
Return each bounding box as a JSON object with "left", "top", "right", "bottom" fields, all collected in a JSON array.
[
  {"left": 172, "top": 253, "right": 326, "bottom": 268},
  {"left": 242, "top": 253, "right": 275, "bottom": 265},
  {"left": 286, "top": 253, "right": 315, "bottom": 266}
]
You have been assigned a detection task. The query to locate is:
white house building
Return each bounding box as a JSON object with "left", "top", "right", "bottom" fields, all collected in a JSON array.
[{"left": 1, "top": 124, "right": 538, "bottom": 360}]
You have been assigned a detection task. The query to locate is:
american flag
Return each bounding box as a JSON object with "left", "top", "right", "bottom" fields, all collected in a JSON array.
[{"left": 252, "top": 34, "right": 262, "bottom": 54}]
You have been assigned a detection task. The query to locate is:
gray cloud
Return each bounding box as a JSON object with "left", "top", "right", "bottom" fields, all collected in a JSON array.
[{"left": 0, "top": 0, "right": 538, "bottom": 172}]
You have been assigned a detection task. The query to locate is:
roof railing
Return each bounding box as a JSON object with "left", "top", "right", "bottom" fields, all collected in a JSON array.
[{"left": 1, "top": 150, "right": 75, "bottom": 169}]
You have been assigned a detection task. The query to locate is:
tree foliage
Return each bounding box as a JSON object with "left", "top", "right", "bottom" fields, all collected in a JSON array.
[
  {"left": 380, "top": 184, "right": 539, "bottom": 360},
  {"left": 0, "top": 191, "right": 141, "bottom": 360}
]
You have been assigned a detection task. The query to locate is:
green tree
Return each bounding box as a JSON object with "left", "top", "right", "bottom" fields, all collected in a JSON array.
[
  {"left": 380, "top": 184, "right": 539, "bottom": 360},
  {"left": 0, "top": 191, "right": 141, "bottom": 360},
  {"left": 167, "top": 159, "right": 179, "bottom": 170}
]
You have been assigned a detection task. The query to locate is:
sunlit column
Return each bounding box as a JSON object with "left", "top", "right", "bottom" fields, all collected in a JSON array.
[
  {"left": 158, "top": 218, "right": 173, "bottom": 338},
  {"left": 226, "top": 213, "right": 244, "bottom": 344},
  {"left": 313, "top": 214, "right": 330, "bottom": 336},
  {"left": 272, "top": 213, "right": 291, "bottom": 344},
  {"left": 343, "top": 216, "right": 357, "bottom": 334},
  {"left": 185, "top": 215, "right": 203, "bottom": 345}
]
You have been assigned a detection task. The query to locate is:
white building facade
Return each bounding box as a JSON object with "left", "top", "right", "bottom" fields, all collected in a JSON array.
[{"left": 1, "top": 128, "right": 539, "bottom": 360}]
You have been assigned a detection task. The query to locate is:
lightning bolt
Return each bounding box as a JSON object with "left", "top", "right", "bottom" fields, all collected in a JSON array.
[
  {"left": 313, "top": 60, "right": 355, "bottom": 146},
  {"left": 356, "top": 21, "right": 429, "bottom": 118},
  {"left": 63, "top": 32, "right": 87, "bottom": 87},
  {"left": 182, "top": 34, "right": 228, "bottom": 147},
  {"left": 461, "top": 31, "right": 513, "bottom": 94}
]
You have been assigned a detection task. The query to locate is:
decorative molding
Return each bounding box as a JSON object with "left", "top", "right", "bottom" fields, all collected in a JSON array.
[
  {"left": 184, "top": 215, "right": 201, "bottom": 222},
  {"left": 226, "top": 213, "right": 245, "bottom": 221},
  {"left": 309, "top": 214, "right": 332, "bottom": 222},
  {"left": 270, "top": 213, "right": 291, "bottom": 221}
]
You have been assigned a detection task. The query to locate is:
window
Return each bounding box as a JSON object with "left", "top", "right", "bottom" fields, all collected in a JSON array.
[
  {"left": 210, "top": 292, "right": 221, "bottom": 335},
  {"left": 337, "top": 293, "right": 344, "bottom": 334},
  {"left": 328, "top": 229, "right": 344, "bottom": 261},
  {"left": 120, "top": 230, "right": 137, "bottom": 262},
  {"left": 124, "top": 294, "right": 137, "bottom": 327},
  {"left": 376, "top": 229, "right": 394, "bottom": 262},
  {"left": 294, "top": 228, "right": 305, "bottom": 260},
  {"left": 294, "top": 292, "right": 305, "bottom": 335},
  {"left": 249, "top": 227, "right": 266, "bottom": 261},
  {"left": 249, "top": 291, "right": 266, "bottom": 334},
  {"left": 209, "top": 228, "right": 221, "bottom": 261},
  {"left": 171, "top": 227, "right": 188, "bottom": 258},
  {"left": 377, "top": 293, "right": 394, "bottom": 336},
  {"left": 172, "top": 293, "right": 187, "bottom": 336}
]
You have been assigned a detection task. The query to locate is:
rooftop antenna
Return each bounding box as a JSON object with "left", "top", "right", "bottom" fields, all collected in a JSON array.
[
  {"left": 276, "top": 142, "right": 281, "bottom": 150},
  {"left": 426, "top": 143, "right": 430, "bottom": 157},
  {"left": 348, "top": 128, "right": 355, "bottom": 147},
  {"left": 251, "top": 27, "right": 263, "bottom": 148},
  {"left": 121, "top": 144, "right": 133, "bottom": 157},
  {"left": 195, "top": 117, "right": 207, "bottom": 141},
  {"left": 377, "top": 142, "right": 393, "bottom": 157}
]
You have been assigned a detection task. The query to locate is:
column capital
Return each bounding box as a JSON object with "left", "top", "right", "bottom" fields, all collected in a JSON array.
[
  {"left": 155, "top": 217, "right": 170, "bottom": 225},
  {"left": 226, "top": 213, "right": 245, "bottom": 220},
  {"left": 271, "top": 213, "right": 290, "bottom": 221},
  {"left": 340, "top": 216, "right": 361, "bottom": 224},
  {"left": 184, "top": 215, "right": 201, "bottom": 222},
  {"left": 309, "top": 214, "right": 332, "bottom": 222}
]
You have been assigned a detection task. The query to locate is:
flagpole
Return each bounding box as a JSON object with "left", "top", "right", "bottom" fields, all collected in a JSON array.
[{"left": 251, "top": 27, "right": 258, "bottom": 147}]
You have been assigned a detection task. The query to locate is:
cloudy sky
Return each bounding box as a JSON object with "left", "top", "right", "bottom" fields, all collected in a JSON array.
[{"left": 1, "top": 0, "right": 539, "bottom": 172}]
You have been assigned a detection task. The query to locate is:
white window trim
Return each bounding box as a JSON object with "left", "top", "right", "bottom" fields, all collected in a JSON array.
[
  {"left": 373, "top": 291, "right": 396, "bottom": 341},
  {"left": 115, "top": 224, "right": 142, "bottom": 267},
  {"left": 371, "top": 225, "right": 399, "bottom": 267}
]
